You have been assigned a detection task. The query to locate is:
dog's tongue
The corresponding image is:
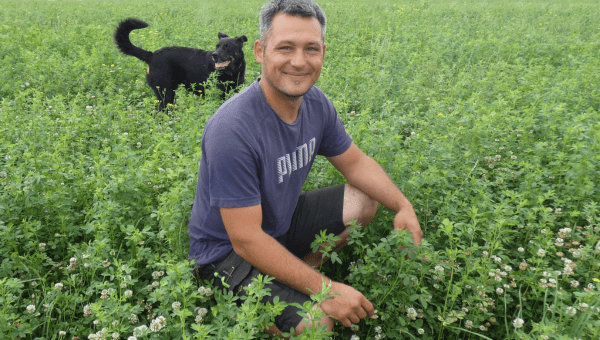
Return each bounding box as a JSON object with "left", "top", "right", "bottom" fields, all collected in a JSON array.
[{"left": 215, "top": 60, "right": 231, "bottom": 69}]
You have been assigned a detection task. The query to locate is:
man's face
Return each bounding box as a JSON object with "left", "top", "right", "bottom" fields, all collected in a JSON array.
[{"left": 254, "top": 13, "right": 326, "bottom": 99}]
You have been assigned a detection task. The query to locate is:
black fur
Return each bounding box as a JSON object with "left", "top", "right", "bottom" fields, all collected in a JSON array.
[{"left": 114, "top": 18, "right": 247, "bottom": 110}]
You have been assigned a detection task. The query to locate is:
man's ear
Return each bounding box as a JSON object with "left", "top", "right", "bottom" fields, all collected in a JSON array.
[{"left": 254, "top": 39, "right": 264, "bottom": 64}]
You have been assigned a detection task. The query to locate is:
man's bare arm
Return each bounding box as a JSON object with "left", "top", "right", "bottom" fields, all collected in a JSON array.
[
  {"left": 221, "top": 205, "right": 326, "bottom": 295},
  {"left": 220, "top": 205, "right": 375, "bottom": 326},
  {"left": 327, "top": 143, "right": 423, "bottom": 245}
]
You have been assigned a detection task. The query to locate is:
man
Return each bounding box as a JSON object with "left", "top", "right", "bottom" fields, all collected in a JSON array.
[{"left": 188, "top": 0, "right": 422, "bottom": 336}]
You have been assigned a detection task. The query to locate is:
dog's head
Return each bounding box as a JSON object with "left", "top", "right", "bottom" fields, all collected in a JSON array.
[{"left": 212, "top": 33, "right": 248, "bottom": 74}]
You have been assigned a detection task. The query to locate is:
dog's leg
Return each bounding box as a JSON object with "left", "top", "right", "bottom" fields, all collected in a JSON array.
[{"left": 162, "top": 86, "right": 176, "bottom": 111}]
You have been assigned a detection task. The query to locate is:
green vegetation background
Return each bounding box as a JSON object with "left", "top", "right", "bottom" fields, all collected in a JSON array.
[{"left": 1, "top": 0, "right": 599, "bottom": 339}]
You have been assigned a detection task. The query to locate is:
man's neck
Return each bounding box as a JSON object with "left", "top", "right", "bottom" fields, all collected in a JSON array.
[{"left": 259, "top": 80, "right": 302, "bottom": 124}]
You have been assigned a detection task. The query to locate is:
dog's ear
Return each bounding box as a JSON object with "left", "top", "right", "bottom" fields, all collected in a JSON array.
[
  {"left": 218, "top": 32, "right": 229, "bottom": 40},
  {"left": 237, "top": 35, "right": 248, "bottom": 43}
]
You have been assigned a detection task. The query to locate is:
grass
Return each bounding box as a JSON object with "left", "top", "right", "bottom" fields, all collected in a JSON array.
[{"left": 1, "top": 0, "right": 599, "bottom": 339}]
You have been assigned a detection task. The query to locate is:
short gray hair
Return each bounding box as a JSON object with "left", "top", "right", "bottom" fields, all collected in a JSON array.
[{"left": 259, "top": 0, "right": 327, "bottom": 43}]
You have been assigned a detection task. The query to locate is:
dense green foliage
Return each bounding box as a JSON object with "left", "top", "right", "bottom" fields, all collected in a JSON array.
[{"left": 1, "top": 0, "right": 599, "bottom": 339}]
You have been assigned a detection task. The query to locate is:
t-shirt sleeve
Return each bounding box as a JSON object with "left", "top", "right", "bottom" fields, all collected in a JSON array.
[
  {"left": 317, "top": 96, "right": 353, "bottom": 157},
  {"left": 203, "top": 117, "right": 261, "bottom": 208}
]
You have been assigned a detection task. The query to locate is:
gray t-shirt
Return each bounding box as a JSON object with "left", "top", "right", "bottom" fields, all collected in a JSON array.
[{"left": 188, "top": 79, "right": 352, "bottom": 266}]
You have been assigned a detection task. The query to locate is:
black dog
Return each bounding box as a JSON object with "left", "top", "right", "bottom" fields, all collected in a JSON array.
[{"left": 114, "top": 18, "right": 247, "bottom": 110}]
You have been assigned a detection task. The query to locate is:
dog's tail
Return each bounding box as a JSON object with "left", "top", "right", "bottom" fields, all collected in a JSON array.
[{"left": 114, "top": 18, "right": 153, "bottom": 63}]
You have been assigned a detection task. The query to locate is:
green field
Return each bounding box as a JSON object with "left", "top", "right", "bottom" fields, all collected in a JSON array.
[{"left": 1, "top": 0, "right": 600, "bottom": 339}]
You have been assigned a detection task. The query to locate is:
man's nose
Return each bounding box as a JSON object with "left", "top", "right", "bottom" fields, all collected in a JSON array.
[{"left": 289, "top": 50, "right": 306, "bottom": 68}]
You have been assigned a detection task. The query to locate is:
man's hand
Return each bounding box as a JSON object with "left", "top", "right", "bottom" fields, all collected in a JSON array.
[
  {"left": 320, "top": 281, "right": 375, "bottom": 327},
  {"left": 393, "top": 205, "right": 423, "bottom": 245}
]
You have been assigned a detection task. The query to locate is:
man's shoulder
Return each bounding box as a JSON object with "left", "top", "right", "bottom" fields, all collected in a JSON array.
[
  {"left": 213, "top": 81, "right": 258, "bottom": 115},
  {"left": 305, "top": 84, "right": 329, "bottom": 102}
]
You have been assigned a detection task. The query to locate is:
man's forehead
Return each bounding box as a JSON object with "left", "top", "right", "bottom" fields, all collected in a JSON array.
[{"left": 269, "top": 13, "right": 323, "bottom": 40}]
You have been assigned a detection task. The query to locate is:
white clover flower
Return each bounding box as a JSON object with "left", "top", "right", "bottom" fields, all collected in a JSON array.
[
  {"left": 54, "top": 282, "right": 64, "bottom": 291},
  {"left": 496, "top": 288, "right": 504, "bottom": 295},
  {"left": 406, "top": 307, "right": 417, "bottom": 320},
  {"left": 555, "top": 238, "right": 564, "bottom": 247},
  {"left": 128, "top": 337, "right": 137, "bottom": 340},
  {"left": 133, "top": 325, "right": 148, "bottom": 337},
  {"left": 124, "top": 290, "right": 133, "bottom": 298},
  {"left": 58, "top": 330, "right": 66, "bottom": 337},
  {"left": 418, "top": 328, "right": 425, "bottom": 334},
  {"left": 171, "top": 301, "right": 181, "bottom": 310},
  {"left": 571, "top": 280, "right": 580, "bottom": 288},
  {"left": 518, "top": 247, "right": 525, "bottom": 253},
  {"left": 39, "top": 243, "right": 47, "bottom": 250},
  {"left": 350, "top": 335, "right": 360, "bottom": 340},
  {"left": 566, "top": 306, "right": 577, "bottom": 316},
  {"left": 195, "top": 314, "right": 204, "bottom": 324},
  {"left": 112, "top": 332, "right": 119, "bottom": 340},
  {"left": 557, "top": 227, "right": 571, "bottom": 238},
  {"left": 129, "top": 313, "right": 138, "bottom": 324},
  {"left": 198, "top": 286, "right": 213, "bottom": 296},
  {"left": 465, "top": 320, "right": 473, "bottom": 329},
  {"left": 513, "top": 318, "right": 524, "bottom": 328},
  {"left": 563, "top": 265, "right": 574, "bottom": 276},
  {"left": 197, "top": 307, "right": 208, "bottom": 317},
  {"left": 434, "top": 265, "right": 444, "bottom": 273},
  {"left": 519, "top": 260, "right": 528, "bottom": 271},
  {"left": 350, "top": 324, "right": 359, "bottom": 332},
  {"left": 83, "top": 304, "right": 93, "bottom": 317},
  {"left": 152, "top": 281, "right": 160, "bottom": 288},
  {"left": 537, "top": 249, "right": 546, "bottom": 257},
  {"left": 26, "top": 305, "right": 36, "bottom": 313},
  {"left": 149, "top": 315, "right": 166, "bottom": 332}
]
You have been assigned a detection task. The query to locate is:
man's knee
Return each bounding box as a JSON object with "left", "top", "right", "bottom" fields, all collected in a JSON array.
[{"left": 343, "top": 184, "right": 378, "bottom": 227}]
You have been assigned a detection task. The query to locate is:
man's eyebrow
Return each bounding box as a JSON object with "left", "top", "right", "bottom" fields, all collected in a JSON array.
[{"left": 275, "top": 40, "right": 322, "bottom": 46}]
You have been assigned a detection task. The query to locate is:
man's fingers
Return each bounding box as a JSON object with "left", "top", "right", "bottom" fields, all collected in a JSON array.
[
  {"left": 340, "top": 318, "right": 352, "bottom": 328},
  {"left": 362, "top": 296, "right": 375, "bottom": 317},
  {"left": 356, "top": 306, "right": 367, "bottom": 319}
]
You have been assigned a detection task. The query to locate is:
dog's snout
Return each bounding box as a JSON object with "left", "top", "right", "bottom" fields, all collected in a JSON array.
[{"left": 212, "top": 52, "right": 219, "bottom": 60}]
